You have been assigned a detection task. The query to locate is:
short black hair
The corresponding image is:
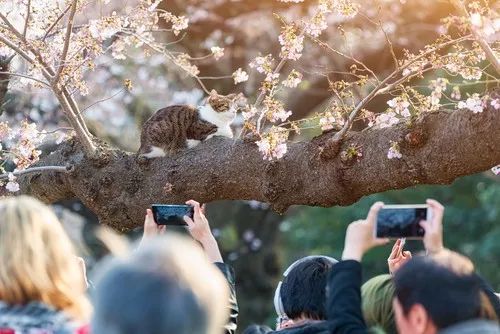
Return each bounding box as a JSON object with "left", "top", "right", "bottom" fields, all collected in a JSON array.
[
  {"left": 281, "top": 257, "right": 334, "bottom": 320},
  {"left": 393, "top": 256, "right": 481, "bottom": 330}
]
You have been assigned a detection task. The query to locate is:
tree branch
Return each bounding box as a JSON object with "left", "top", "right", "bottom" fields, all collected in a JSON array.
[
  {"left": 451, "top": 0, "right": 500, "bottom": 75},
  {"left": 16, "top": 100, "right": 500, "bottom": 230},
  {"left": 53, "top": 0, "right": 78, "bottom": 85},
  {"left": 0, "top": 166, "right": 69, "bottom": 180}
]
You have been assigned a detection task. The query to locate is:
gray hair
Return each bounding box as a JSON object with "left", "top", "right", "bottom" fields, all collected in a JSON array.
[{"left": 91, "top": 234, "right": 229, "bottom": 334}]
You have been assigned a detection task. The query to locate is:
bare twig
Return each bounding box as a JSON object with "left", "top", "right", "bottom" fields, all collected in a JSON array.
[
  {"left": 0, "top": 165, "right": 69, "bottom": 180},
  {"left": 22, "top": 0, "right": 31, "bottom": 38},
  {"left": 52, "top": 0, "right": 78, "bottom": 85},
  {"left": 81, "top": 88, "right": 126, "bottom": 113},
  {"left": 451, "top": 0, "right": 500, "bottom": 75},
  {"left": 42, "top": 4, "right": 73, "bottom": 41},
  {"left": 0, "top": 71, "right": 51, "bottom": 87}
]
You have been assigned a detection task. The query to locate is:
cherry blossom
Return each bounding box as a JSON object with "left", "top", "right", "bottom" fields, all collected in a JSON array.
[
  {"left": 211, "top": 46, "right": 225, "bottom": 60},
  {"left": 387, "top": 141, "right": 402, "bottom": 160},
  {"left": 282, "top": 70, "right": 303, "bottom": 88},
  {"left": 451, "top": 86, "right": 461, "bottom": 100},
  {"left": 319, "top": 111, "right": 344, "bottom": 131},
  {"left": 457, "top": 94, "right": 485, "bottom": 113},
  {"left": 249, "top": 55, "right": 274, "bottom": 74},
  {"left": 256, "top": 128, "right": 288, "bottom": 160},
  {"left": 491, "top": 99, "right": 500, "bottom": 110},
  {"left": 278, "top": 26, "right": 304, "bottom": 60},
  {"left": 232, "top": 68, "right": 249, "bottom": 84},
  {"left": 387, "top": 96, "right": 411, "bottom": 117},
  {"left": 6, "top": 173, "right": 20, "bottom": 193},
  {"left": 375, "top": 112, "right": 399, "bottom": 128}
]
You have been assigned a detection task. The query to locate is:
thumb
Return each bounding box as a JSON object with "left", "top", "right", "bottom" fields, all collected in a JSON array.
[{"left": 403, "top": 251, "right": 412, "bottom": 259}]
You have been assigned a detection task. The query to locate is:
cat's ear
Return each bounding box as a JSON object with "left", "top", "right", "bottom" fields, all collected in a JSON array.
[{"left": 209, "top": 89, "right": 218, "bottom": 97}]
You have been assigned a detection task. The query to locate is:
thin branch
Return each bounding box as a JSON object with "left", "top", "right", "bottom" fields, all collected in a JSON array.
[
  {"left": 81, "top": 88, "right": 125, "bottom": 113},
  {"left": 41, "top": 127, "right": 73, "bottom": 134},
  {"left": 0, "top": 71, "right": 51, "bottom": 87},
  {"left": 22, "top": 0, "right": 31, "bottom": 38},
  {"left": 332, "top": 35, "right": 473, "bottom": 141},
  {"left": 0, "top": 165, "right": 69, "bottom": 180},
  {"left": 52, "top": 0, "right": 78, "bottom": 85},
  {"left": 451, "top": 0, "right": 500, "bottom": 75},
  {"left": 43, "top": 4, "right": 72, "bottom": 40}
]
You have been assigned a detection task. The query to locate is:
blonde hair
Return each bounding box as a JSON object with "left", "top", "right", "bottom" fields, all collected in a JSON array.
[{"left": 0, "top": 196, "right": 91, "bottom": 321}]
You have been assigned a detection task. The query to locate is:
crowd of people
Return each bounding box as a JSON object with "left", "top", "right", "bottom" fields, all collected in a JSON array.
[{"left": 0, "top": 195, "right": 498, "bottom": 334}]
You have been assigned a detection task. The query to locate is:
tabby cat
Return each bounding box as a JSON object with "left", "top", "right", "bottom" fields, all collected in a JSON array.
[{"left": 138, "top": 90, "right": 241, "bottom": 158}]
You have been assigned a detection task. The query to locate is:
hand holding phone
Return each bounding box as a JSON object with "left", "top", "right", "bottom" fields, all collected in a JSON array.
[{"left": 151, "top": 204, "right": 194, "bottom": 226}]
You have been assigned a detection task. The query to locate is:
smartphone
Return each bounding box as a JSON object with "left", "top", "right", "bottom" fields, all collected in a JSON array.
[
  {"left": 375, "top": 204, "right": 431, "bottom": 239},
  {"left": 151, "top": 204, "right": 194, "bottom": 226}
]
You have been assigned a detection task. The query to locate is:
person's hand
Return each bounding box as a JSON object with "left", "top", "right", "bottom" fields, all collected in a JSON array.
[
  {"left": 142, "top": 208, "right": 166, "bottom": 240},
  {"left": 184, "top": 200, "right": 223, "bottom": 263},
  {"left": 342, "top": 202, "right": 389, "bottom": 261},
  {"left": 420, "top": 199, "right": 445, "bottom": 254},
  {"left": 183, "top": 200, "right": 212, "bottom": 243},
  {"left": 387, "top": 239, "right": 412, "bottom": 275}
]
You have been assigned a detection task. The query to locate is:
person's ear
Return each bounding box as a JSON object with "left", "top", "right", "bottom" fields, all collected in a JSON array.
[{"left": 408, "top": 304, "right": 433, "bottom": 334}]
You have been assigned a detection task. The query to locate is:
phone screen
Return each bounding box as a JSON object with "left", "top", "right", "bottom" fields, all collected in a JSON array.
[
  {"left": 376, "top": 207, "right": 427, "bottom": 239},
  {"left": 151, "top": 205, "right": 194, "bottom": 226}
]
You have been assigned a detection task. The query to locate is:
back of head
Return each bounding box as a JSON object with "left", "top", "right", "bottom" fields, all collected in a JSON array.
[
  {"left": 361, "top": 274, "right": 397, "bottom": 334},
  {"left": 242, "top": 324, "right": 273, "bottom": 334},
  {"left": 393, "top": 251, "right": 481, "bottom": 330},
  {"left": 0, "top": 196, "right": 90, "bottom": 320},
  {"left": 280, "top": 257, "right": 335, "bottom": 320},
  {"left": 92, "top": 234, "right": 229, "bottom": 334}
]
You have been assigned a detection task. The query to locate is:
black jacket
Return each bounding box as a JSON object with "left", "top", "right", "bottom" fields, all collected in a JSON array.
[{"left": 215, "top": 262, "right": 239, "bottom": 334}]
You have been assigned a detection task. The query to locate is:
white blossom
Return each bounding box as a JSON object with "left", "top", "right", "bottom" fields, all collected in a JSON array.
[
  {"left": 375, "top": 112, "right": 399, "bottom": 128},
  {"left": 491, "top": 99, "right": 500, "bottom": 110},
  {"left": 457, "top": 94, "right": 484, "bottom": 113},
  {"left": 282, "top": 70, "right": 303, "bottom": 88},
  {"left": 6, "top": 173, "right": 19, "bottom": 192},
  {"left": 451, "top": 86, "right": 461, "bottom": 100},
  {"left": 387, "top": 97, "right": 411, "bottom": 117},
  {"left": 387, "top": 141, "right": 402, "bottom": 159},
  {"left": 211, "top": 46, "right": 225, "bottom": 60},
  {"left": 232, "top": 68, "right": 249, "bottom": 84}
]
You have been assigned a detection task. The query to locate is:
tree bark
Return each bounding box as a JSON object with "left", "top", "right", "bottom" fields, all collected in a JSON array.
[{"left": 16, "top": 104, "right": 500, "bottom": 230}]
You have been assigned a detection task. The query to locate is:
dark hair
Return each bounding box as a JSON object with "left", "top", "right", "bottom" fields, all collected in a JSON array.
[
  {"left": 281, "top": 257, "right": 334, "bottom": 320},
  {"left": 393, "top": 256, "right": 481, "bottom": 330},
  {"left": 92, "top": 263, "right": 207, "bottom": 334}
]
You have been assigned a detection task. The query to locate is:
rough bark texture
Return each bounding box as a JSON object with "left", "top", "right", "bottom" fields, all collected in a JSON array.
[{"left": 17, "top": 104, "right": 500, "bottom": 230}]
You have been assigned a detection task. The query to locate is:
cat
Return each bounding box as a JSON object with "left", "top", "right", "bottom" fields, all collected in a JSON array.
[{"left": 137, "top": 90, "right": 242, "bottom": 158}]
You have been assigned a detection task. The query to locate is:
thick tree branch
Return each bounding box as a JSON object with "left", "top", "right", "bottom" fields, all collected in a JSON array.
[{"left": 16, "top": 102, "right": 500, "bottom": 231}]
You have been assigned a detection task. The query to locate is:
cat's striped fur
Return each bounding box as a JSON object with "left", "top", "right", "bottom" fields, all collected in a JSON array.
[{"left": 138, "top": 90, "right": 240, "bottom": 158}]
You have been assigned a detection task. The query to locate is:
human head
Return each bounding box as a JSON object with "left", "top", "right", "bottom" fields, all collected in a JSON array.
[
  {"left": 274, "top": 256, "right": 337, "bottom": 323},
  {"left": 91, "top": 234, "right": 229, "bottom": 334},
  {"left": 0, "top": 196, "right": 90, "bottom": 320},
  {"left": 393, "top": 251, "right": 481, "bottom": 334},
  {"left": 362, "top": 274, "right": 397, "bottom": 334}
]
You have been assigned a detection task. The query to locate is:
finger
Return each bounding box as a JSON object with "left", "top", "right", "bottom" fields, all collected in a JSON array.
[
  {"left": 183, "top": 215, "right": 195, "bottom": 227},
  {"left": 145, "top": 209, "right": 156, "bottom": 225},
  {"left": 389, "top": 240, "right": 400, "bottom": 259},
  {"left": 159, "top": 225, "right": 167, "bottom": 234},
  {"left": 403, "top": 251, "right": 412, "bottom": 259},
  {"left": 201, "top": 203, "right": 206, "bottom": 214},
  {"left": 366, "top": 201, "right": 384, "bottom": 225},
  {"left": 419, "top": 219, "right": 430, "bottom": 232},
  {"left": 426, "top": 199, "right": 444, "bottom": 221},
  {"left": 186, "top": 199, "right": 200, "bottom": 209},
  {"left": 374, "top": 238, "right": 390, "bottom": 246}
]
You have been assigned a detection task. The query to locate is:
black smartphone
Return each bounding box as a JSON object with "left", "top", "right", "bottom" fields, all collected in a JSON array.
[
  {"left": 375, "top": 205, "right": 431, "bottom": 239},
  {"left": 151, "top": 204, "right": 194, "bottom": 226}
]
